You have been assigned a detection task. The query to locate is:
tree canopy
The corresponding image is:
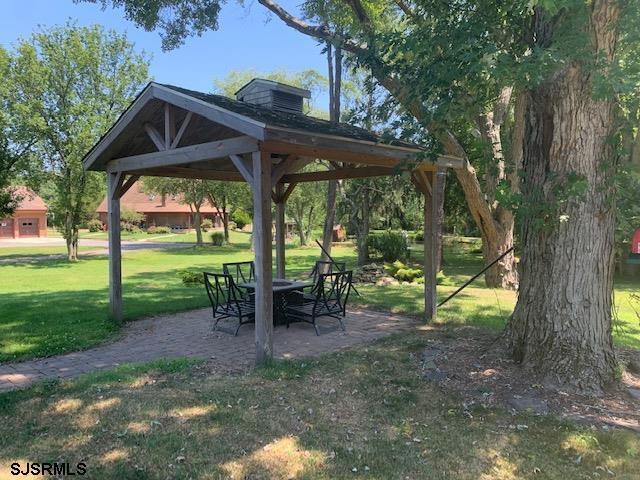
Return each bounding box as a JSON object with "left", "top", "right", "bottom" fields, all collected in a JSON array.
[{"left": 5, "top": 23, "right": 150, "bottom": 259}]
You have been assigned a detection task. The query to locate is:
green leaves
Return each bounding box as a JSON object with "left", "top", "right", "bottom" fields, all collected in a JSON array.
[{"left": 5, "top": 23, "right": 150, "bottom": 256}]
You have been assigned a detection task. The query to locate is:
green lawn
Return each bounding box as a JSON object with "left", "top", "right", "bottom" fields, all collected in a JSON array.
[
  {"left": 0, "top": 238, "right": 638, "bottom": 363},
  {"left": 0, "top": 334, "right": 638, "bottom": 479},
  {"left": 77, "top": 228, "right": 251, "bottom": 243}
]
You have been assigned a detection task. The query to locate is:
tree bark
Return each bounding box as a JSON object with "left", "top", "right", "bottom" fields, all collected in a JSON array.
[
  {"left": 505, "top": 1, "right": 620, "bottom": 392},
  {"left": 192, "top": 208, "right": 203, "bottom": 246},
  {"left": 357, "top": 188, "right": 370, "bottom": 266}
]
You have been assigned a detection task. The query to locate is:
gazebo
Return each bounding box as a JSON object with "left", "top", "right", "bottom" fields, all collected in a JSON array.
[{"left": 83, "top": 79, "right": 463, "bottom": 363}]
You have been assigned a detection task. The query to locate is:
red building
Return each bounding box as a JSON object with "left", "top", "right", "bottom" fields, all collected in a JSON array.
[
  {"left": 0, "top": 187, "right": 48, "bottom": 238},
  {"left": 96, "top": 181, "right": 224, "bottom": 229}
]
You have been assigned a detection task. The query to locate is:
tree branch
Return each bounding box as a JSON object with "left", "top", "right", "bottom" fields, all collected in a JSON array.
[{"left": 258, "top": 0, "right": 366, "bottom": 54}]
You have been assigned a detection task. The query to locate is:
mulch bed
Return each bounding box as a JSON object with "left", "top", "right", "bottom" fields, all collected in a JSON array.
[{"left": 414, "top": 327, "right": 640, "bottom": 432}]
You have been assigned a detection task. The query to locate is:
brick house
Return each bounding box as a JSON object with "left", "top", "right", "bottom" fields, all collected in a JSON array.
[
  {"left": 95, "top": 180, "right": 224, "bottom": 229},
  {"left": 0, "top": 186, "right": 48, "bottom": 238}
]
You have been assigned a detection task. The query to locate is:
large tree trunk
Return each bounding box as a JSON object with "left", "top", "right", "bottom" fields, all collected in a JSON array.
[
  {"left": 321, "top": 43, "right": 342, "bottom": 261},
  {"left": 356, "top": 188, "right": 370, "bottom": 266},
  {"left": 505, "top": 1, "right": 620, "bottom": 392},
  {"left": 193, "top": 209, "right": 203, "bottom": 246}
]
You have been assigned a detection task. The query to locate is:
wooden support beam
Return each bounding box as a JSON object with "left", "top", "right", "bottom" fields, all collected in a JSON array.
[
  {"left": 282, "top": 166, "right": 396, "bottom": 183},
  {"left": 106, "top": 136, "right": 258, "bottom": 173},
  {"left": 271, "top": 157, "right": 294, "bottom": 186},
  {"left": 171, "top": 111, "right": 192, "bottom": 149},
  {"left": 252, "top": 150, "right": 274, "bottom": 364},
  {"left": 138, "top": 167, "right": 245, "bottom": 182},
  {"left": 144, "top": 123, "right": 166, "bottom": 151},
  {"left": 164, "top": 103, "right": 174, "bottom": 149},
  {"left": 423, "top": 171, "right": 438, "bottom": 322},
  {"left": 119, "top": 174, "right": 140, "bottom": 197},
  {"left": 274, "top": 183, "right": 286, "bottom": 278},
  {"left": 107, "top": 172, "right": 125, "bottom": 323},
  {"left": 230, "top": 154, "right": 254, "bottom": 185},
  {"left": 282, "top": 182, "right": 297, "bottom": 202}
]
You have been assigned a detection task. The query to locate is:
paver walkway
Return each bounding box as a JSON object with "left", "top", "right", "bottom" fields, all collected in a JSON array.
[{"left": 0, "top": 308, "right": 419, "bottom": 392}]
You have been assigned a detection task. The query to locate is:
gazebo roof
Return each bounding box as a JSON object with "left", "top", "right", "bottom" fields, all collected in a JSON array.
[
  {"left": 83, "top": 81, "right": 463, "bottom": 181},
  {"left": 160, "top": 84, "right": 416, "bottom": 149}
]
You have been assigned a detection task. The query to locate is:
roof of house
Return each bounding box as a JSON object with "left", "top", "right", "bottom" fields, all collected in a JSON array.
[
  {"left": 96, "top": 181, "right": 221, "bottom": 214},
  {"left": 13, "top": 186, "right": 47, "bottom": 212}
]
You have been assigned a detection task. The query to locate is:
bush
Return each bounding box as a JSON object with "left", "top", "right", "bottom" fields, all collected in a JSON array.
[
  {"left": 120, "top": 222, "right": 142, "bottom": 233},
  {"left": 121, "top": 207, "right": 144, "bottom": 226},
  {"left": 148, "top": 226, "right": 171, "bottom": 234},
  {"left": 414, "top": 231, "right": 424, "bottom": 242},
  {"left": 87, "top": 219, "right": 103, "bottom": 232},
  {"left": 232, "top": 209, "right": 251, "bottom": 229},
  {"left": 210, "top": 231, "right": 225, "bottom": 246},
  {"left": 367, "top": 231, "right": 409, "bottom": 262},
  {"left": 179, "top": 270, "right": 204, "bottom": 285},
  {"left": 201, "top": 218, "right": 214, "bottom": 232}
]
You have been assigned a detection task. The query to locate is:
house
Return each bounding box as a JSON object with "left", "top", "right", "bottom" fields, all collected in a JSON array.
[
  {"left": 96, "top": 180, "right": 224, "bottom": 229},
  {"left": 0, "top": 186, "right": 48, "bottom": 238}
]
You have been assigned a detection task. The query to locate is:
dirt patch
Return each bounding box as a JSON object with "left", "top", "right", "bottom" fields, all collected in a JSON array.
[{"left": 414, "top": 327, "right": 640, "bottom": 432}]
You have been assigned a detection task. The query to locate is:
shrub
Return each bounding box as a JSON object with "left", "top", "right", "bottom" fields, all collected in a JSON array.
[
  {"left": 210, "top": 231, "right": 225, "bottom": 246},
  {"left": 179, "top": 270, "right": 204, "bottom": 285},
  {"left": 148, "top": 226, "right": 171, "bottom": 234},
  {"left": 414, "top": 231, "right": 424, "bottom": 242},
  {"left": 232, "top": 209, "right": 251, "bottom": 229},
  {"left": 395, "top": 267, "right": 423, "bottom": 282},
  {"left": 201, "top": 218, "right": 214, "bottom": 232},
  {"left": 120, "top": 222, "right": 142, "bottom": 233},
  {"left": 87, "top": 219, "right": 103, "bottom": 232},
  {"left": 121, "top": 207, "right": 144, "bottom": 226},
  {"left": 367, "top": 231, "right": 408, "bottom": 262}
]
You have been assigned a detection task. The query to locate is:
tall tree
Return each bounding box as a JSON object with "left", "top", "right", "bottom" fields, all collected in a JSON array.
[
  {"left": 255, "top": 0, "right": 523, "bottom": 289},
  {"left": 320, "top": 41, "right": 342, "bottom": 263},
  {"left": 7, "top": 24, "right": 149, "bottom": 260},
  {"left": 506, "top": 0, "right": 629, "bottom": 391},
  {"left": 206, "top": 181, "right": 250, "bottom": 243},
  {"left": 142, "top": 177, "right": 214, "bottom": 246}
]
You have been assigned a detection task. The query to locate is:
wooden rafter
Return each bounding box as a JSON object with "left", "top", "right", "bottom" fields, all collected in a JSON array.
[{"left": 106, "top": 136, "right": 258, "bottom": 173}]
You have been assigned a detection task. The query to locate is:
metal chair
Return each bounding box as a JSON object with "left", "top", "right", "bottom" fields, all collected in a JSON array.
[
  {"left": 285, "top": 270, "right": 353, "bottom": 335},
  {"left": 289, "top": 260, "right": 346, "bottom": 304},
  {"left": 203, "top": 272, "right": 255, "bottom": 336},
  {"left": 223, "top": 261, "right": 255, "bottom": 283}
]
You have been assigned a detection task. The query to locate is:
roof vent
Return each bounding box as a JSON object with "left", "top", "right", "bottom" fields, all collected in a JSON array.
[{"left": 235, "top": 78, "right": 311, "bottom": 114}]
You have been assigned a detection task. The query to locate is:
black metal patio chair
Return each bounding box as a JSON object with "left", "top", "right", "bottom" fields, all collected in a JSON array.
[
  {"left": 288, "top": 260, "right": 347, "bottom": 305},
  {"left": 223, "top": 261, "right": 255, "bottom": 283},
  {"left": 203, "top": 272, "right": 255, "bottom": 336},
  {"left": 285, "top": 270, "right": 353, "bottom": 335},
  {"left": 223, "top": 261, "right": 256, "bottom": 300}
]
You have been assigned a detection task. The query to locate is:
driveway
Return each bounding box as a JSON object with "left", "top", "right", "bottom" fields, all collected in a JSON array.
[
  {"left": 0, "top": 236, "right": 194, "bottom": 264},
  {"left": 0, "top": 236, "right": 192, "bottom": 250}
]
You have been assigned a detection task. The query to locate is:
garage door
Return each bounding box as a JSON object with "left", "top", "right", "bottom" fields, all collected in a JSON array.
[
  {"left": 0, "top": 218, "right": 14, "bottom": 238},
  {"left": 18, "top": 218, "right": 39, "bottom": 237}
]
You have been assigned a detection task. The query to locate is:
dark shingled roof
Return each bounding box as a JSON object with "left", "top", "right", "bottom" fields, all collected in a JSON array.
[{"left": 159, "top": 83, "right": 419, "bottom": 149}]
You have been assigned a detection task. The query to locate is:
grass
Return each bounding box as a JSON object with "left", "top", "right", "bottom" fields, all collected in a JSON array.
[
  {"left": 0, "top": 332, "right": 638, "bottom": 479},
  {"left": 76, "top": 229, "right": 251, "bottom": 243},
  {"left": 0, "top": 237, "right": 638, "bottom": 363}
]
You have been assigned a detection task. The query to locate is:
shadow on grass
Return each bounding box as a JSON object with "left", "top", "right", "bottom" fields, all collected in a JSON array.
[{"left": 0, "top": 333, "right": 638, "bottom": 479}]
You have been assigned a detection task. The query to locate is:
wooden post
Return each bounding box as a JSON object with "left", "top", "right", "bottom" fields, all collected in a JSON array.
[
  {"left": 274, "top": 183, "right": 286, "bottom": 278},
  {"left": 252, "top": 151, "right": 274, "bottom": 364},
  {"left": 107, "top": 172, "right": 124, "bottom": 323},
  {"left": 423, "top": 171, "right": 438, "bottom": 322}
]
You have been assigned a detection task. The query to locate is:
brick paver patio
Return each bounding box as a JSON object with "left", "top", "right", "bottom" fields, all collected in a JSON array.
[{"left": 0, "top": 308, "right": 419, "bottom": 392}]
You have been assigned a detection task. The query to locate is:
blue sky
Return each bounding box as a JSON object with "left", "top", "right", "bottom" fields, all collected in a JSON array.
[{"left": 0, "top": 0, "right": 330, "bottom": 105}]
